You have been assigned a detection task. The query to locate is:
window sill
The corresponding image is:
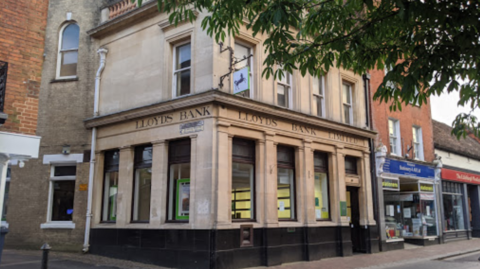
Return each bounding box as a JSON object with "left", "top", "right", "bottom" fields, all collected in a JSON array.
[
  {"left": 1, "top": 221, "right": 9, "bottom": 229},
  {"left": 40, "top": 222, "right": 76, "bottom": 229},
  {"left": 50, "top": 77, "right": 79, "bottom": 83}
]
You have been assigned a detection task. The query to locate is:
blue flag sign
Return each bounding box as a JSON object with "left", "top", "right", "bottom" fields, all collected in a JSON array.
[{"left": 383, "top": 158, "right": 435, "bottom": 179}]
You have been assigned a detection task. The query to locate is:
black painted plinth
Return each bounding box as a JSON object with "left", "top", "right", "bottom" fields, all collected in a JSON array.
[
  {"left": 443, "top": 231, "right": 469, "bottom": 242},
  {"left": 404, "top": 237, "right": 441, "bottom": 246},
  {"left": 90, "top": 226, "right": 376, "bottom": 269},
  {"left": 381, "top": 240, "right": 404, "bottom": 251},
  {"left": 471, "top": 229, "right": 480, "bottom": 238}
]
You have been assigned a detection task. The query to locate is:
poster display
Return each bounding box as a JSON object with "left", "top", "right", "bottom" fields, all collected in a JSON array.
[
  {"left": 404, "top": 208, "right": 411, "bottom": 218},
  {"left": 175, "top": 178, "right": 190, "bottom": 220}
]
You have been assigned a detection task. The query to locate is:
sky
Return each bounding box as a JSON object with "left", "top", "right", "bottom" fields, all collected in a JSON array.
[{"left": 430, "top": 92, "right": 480, "bottom": 126}]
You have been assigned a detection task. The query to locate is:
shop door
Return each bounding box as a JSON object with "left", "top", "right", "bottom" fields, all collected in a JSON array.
[{"left": 346, "top": 187, "right": 361, "bottom": 252}]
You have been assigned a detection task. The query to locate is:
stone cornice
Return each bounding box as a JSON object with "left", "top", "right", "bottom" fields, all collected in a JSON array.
[{"left": 84, "top": 90, "right": 377, "bottom": 139}]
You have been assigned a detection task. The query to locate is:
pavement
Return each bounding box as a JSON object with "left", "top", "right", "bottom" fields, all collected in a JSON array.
[{"left": 0, "top": 238, "right": 479, "bottom": 269}]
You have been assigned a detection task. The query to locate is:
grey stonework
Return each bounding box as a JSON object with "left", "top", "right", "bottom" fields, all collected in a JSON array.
[{"left": 6, "top": 0, "right": 110, "bottom": 251}]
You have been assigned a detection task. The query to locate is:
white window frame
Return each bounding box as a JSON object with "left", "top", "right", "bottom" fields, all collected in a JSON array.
[
  {"left": 41, "top": 164, "right": 76, "bottom": 229},
  {"left": 410, "top": 87, "right": 420, "bottom": 106},
  {"left": 412, "top": 126, "right": 424, "bottom": 161},
  {"left": 172, "top": 41, "right": 192, "bottom": 98},
  {"left": 233, "top": 41, "right": 254, "bottom": 99},
  {"left": 312, "top": 76, "right": 326, "bottom": 117},
  {"left": 342, "top": 82, "right": 354, "bottom": 125},
  {"left": 277, "top": 67, "right": 293, "bottom": 108},
  {"left": 388, "top": 118, "right": 401, "bottom": 156},
  {"left": 56, "top": 23, "right": 79, "bottom": 80}
]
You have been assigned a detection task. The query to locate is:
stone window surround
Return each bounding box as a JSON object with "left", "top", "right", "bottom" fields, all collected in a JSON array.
[{"left": 40, "top": 154, "right": 83, "bottom": 230}]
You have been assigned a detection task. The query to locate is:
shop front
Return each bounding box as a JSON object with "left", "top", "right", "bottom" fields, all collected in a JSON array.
[
  {"left": 376, "top": 148, "right": 441, "bottom": 250},
  {"left": 441, "top": 168, "right": 480, "bottom": 241},
  {"left": 85, "top": 91, "right": 378, "bottom": 269}
]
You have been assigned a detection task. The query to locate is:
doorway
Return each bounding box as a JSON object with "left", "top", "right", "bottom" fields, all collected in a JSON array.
[{"left": 346, "top": 187, "right": 361, "bottom": 252}]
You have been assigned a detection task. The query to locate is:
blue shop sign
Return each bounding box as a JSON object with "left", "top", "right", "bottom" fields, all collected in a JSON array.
[{"left": 383, "top": 158, "right": 435, "bottom": 179}]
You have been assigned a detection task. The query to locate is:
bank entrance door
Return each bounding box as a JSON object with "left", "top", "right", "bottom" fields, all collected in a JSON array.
[{"left": 346, "top": 187, "right": 361, "bottom": 252}]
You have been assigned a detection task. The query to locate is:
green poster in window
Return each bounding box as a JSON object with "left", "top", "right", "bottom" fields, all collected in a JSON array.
[
  {"left": 176, "top": 178, "right": 190, "bottom": 220},
  {"left": 109, "top": 185, "right": 118, "bottom": 221},
  {"left": 340, "top": 201, "right": 347, "bottom": 216}
]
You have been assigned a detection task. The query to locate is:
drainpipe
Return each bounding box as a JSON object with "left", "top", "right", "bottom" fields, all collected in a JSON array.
[
  {"left": 83, "top": 48, "right": 108, "bottom": 253},
  {"left": 363, "top": 73, "right": 380, "bottom": 252}
]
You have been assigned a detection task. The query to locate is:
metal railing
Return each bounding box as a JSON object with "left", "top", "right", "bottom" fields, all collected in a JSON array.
[{"left": 0, "top": 61, "right": 8, "bottom": 114}]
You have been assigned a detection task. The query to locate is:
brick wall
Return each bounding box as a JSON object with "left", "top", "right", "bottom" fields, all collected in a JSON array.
[
  {"left": 370, "top": 69, "right": 435, "bottom": 163},
  {"left": 0, "top": 0, "right": 48, "bottom": 135}
]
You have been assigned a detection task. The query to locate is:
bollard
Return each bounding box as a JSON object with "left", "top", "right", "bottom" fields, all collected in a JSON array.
[{"left": 40, "top": 243, "right": 51, "bottom": 269}]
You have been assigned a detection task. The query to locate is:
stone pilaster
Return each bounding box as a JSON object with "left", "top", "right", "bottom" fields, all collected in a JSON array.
[{"left": 116, "top": 146, "right": 134, "bottom": 226}]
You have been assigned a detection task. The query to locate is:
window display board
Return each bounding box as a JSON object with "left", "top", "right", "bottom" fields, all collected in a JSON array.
[{"left": 176, "top": 178, "right": 190, "bottom": 220}]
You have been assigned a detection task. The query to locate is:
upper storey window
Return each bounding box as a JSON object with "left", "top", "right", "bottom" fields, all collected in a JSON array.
[
  {"left": 173, "top": 42, "right": 191, "bottom": 97},
  {"left": 342, "top": 82, "right": 353, "bottom": 125},
  {"left": 277, "top": 70, "right": 292, "bottom": 108},
  {"left": 389, "top": 118, "right": 401, "bottom": 156},
  {"left": 312, "top": 76, "right": 325, "bottom": 117},
  {"left": 57, "top": 23, "right": 79, "bottom": 79},
  {"left": 234, "top": 42, "right": 253, "bottom": 98}
]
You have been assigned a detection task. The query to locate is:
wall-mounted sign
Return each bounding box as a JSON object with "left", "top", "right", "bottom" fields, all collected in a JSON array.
[
  {"left": 79, "top": 184, "right": 88, "bottom": 191},
  {"left": 233, "top": 67, "right": 250, "bottom": 94},
  {"left": 135, "top": 106, "right": 211, "bottom": 130},
  {"left": 383, "top": 158, "right": 435, "bottom": 179},
  {"left": 382, "top": 178, "right": 400, "bottom": 191},
  {"left": 442, "top": 168, "right": 480, "bottom": 185},
  {"left": 420, "top": 183, "right": 434, "bottom": 192},
  {"left": 180, "top": 120, "right": 204, "bottom": 134},
  {"left": 328, "top": 132, "right": 360, "bottom": 145}
]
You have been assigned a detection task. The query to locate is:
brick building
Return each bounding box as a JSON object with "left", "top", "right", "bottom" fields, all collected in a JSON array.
[
  {"left": 370, "top": 68, "right": 442, "bottom": 251},
  {"left": 3, "top": 0, "right": 112, "bottom": 251},
  {"left": 0, "top": 0, "right": 47, "bottom": 135},
  {"left": 0, "top": 0, "right": 46, "bottom": 250}
]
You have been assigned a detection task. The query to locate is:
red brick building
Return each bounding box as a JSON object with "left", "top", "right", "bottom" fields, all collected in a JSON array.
[
  {"left": 369, "top": 69, "right": 435, "bottom": 162},
  {"left": 0, "top": 0, "right": 48, "bottom": 135},
  {"left": 0, "top": 0, "right": 47, "bottom": 250},
  {"left": 370, "top": 68, "right": 442, "bottom": 252}
]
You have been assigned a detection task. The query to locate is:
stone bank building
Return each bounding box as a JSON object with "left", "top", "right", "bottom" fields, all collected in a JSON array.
[{"left": 9, "top": 0, "right": 378, "bottom": 268}]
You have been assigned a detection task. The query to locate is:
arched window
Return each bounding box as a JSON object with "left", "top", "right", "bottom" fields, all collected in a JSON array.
[{"left": 57, "top": 23, "right": 79, "bottom": 78}]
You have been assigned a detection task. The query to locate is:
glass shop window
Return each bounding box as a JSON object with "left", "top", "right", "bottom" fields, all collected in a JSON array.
[
  {"left": 442, "top": 181, "right": 465, "bottom": 231},
  {"left": 231, "top": 138, "right": 255, "bottom": 221},
  {"left": 314, "top": 152, "right": 330, "bottom": 220},
  {"left": 132, "top": 145, "right": 152, "bottom": 222},
  {"left": 277, "top": 146, "right": 295, "bottom": 220},
  {"left": 102, "top": 150, "right": 119, "bottom": 222},
  {"left": 168, "top": 139, "right": 191, "bottom": 221}
]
